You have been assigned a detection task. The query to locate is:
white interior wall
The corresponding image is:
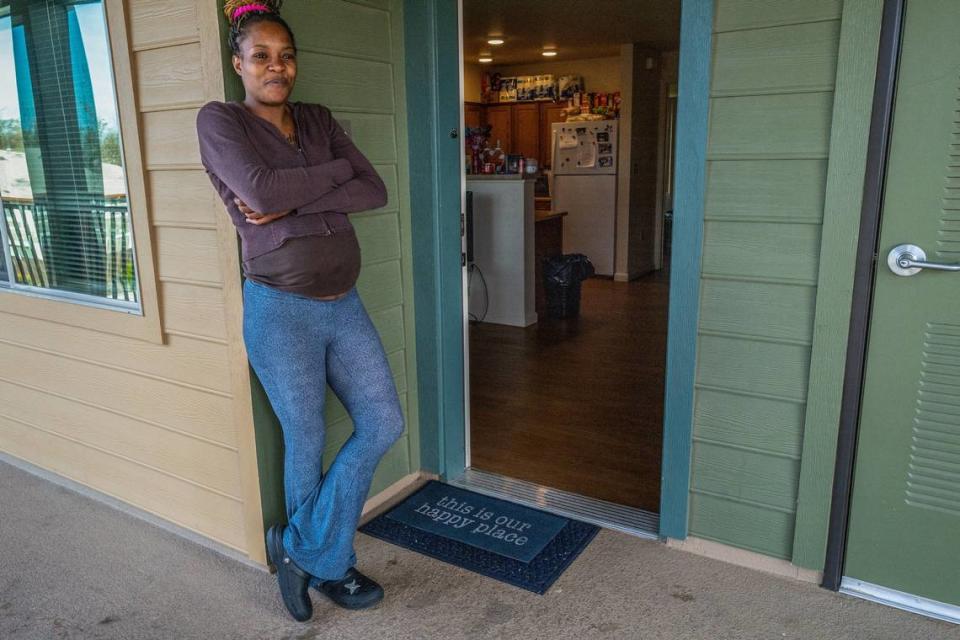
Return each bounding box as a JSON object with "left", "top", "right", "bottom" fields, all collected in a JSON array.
[{"left": 614, "top": 44, "right": 634, "bottom": 281}]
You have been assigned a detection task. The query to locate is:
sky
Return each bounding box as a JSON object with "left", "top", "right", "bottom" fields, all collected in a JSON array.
[{"left": 0, "top": 2, "right": 119, "bottom": 130}]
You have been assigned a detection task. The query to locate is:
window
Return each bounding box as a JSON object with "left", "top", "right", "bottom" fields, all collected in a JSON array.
[{"left": 0, "top": 0, "right": 140, "bottom": 310}]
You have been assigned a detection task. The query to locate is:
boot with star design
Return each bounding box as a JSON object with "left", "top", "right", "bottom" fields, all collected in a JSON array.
[{"left": 316, "top": 567, "right": 384, "bottom": 610}]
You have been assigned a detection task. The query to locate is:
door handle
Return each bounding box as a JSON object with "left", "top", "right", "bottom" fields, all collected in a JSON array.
[{"left": 887, "top": 243, "right": 960, "bottom": 276}]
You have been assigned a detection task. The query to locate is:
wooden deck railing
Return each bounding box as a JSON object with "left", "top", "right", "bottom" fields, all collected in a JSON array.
[{"left": 1, "top": 197, "right": 137, "bottom": 302}]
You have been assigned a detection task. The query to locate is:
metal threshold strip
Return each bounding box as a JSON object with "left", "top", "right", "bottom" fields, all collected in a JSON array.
[
  {"left": 448, "top": 468, "right": 659, "bottom": 540},
  {"left": 840, "top": 578, "right": 960, "bottom": 625}
]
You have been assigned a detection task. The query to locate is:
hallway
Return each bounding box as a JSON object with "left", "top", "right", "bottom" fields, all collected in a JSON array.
[{"left": 469, "top": 271, "right": 669, "bottom": 512}]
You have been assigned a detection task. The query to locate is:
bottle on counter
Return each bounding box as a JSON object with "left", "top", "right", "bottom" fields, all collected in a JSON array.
[{"left": 486, "top": 139, "right": 505, "bottom": 174}]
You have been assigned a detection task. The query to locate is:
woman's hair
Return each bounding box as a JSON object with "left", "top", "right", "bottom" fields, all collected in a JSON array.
[{"left": 224, "top": 0, "right": 296, "bottom": 56}]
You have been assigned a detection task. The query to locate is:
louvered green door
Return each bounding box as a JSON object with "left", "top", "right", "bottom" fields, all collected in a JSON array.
[{"left": 844, "top": 0, "right": 960, "bottom": 607}]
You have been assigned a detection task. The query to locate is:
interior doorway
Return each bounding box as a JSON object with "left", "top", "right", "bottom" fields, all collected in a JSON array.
[{"left": 455, "top": 1, "right": 681, "bottom": 528}]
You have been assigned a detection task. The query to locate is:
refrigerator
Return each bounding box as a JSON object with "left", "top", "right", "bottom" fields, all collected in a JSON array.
[{"left": 550, "top": 121, "right": 618, "bottom": 276}]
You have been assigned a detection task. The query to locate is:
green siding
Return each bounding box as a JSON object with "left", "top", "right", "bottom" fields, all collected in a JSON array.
[
  {"left": 699, "top": 280, "right": 816, "bottom": 344},
  {"left": 689, "top": 0, "right": 843, "bottom": 559},
  {"left": 236, "top": 0, "right": 421, "bottom": 527},
  {"left": 705, "top": 159, "right": 827, "bottom": 223},
  {"left": 792, "top": 0, "right": 884, "bottom": 569},
  {"left": 694, "top": 389, "right": 805, "bottom": 458},
  {"left": 689, "top": 492, "right": 796, "bottom": 559},
  {"left": 713, "top": 0, "right": 842, "bottom": 32}
]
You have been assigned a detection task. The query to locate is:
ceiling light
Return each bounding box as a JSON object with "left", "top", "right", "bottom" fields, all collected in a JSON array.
[
  {"left": 487, "top": 38, "right": 505, "bottom": 45},
  {"left": 479, "top": 57, "right": 493, "bottom": 63},
  {"left": 542, "top": 50, "right": 558, "bottom": 57}
]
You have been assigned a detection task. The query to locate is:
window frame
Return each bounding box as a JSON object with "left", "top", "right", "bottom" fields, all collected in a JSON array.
[{"left": 0, "top": 0, "right": 162, "bottom": 344}]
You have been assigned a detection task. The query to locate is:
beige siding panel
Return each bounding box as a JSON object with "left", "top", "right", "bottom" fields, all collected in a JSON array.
[
  {"left": 697, "top": 335, "right": 810, "bottom": 402},
  {"left": 0, "top": 343, "right": 236, "bottom": 447},
  {"left": 705, "top": 159, "right": 828, "bottom": 222},
  {"left": 283, "top": 0, "right": 391, "bottom": 60},
  {"left": 154, "top": 227, "right": 223, "bottom": 285},
  {"left": 701, "top": 222, "right": 821, "bottom": 284},
  {"left": 0, "top": 0, "right": 258, "bottom": 561},
  {"left": 708, "top": 92, "right": 834, "bottom": 158},
  {"left": 142, "top": 109, "right": 202, "bottom": 168},
  {"left": 331, "top": 113, "right": 397, "bottom": 164},
  {"left": 135, "top": 43, "right": 205, "bottom": 110},
  {"left": 354, "top": 212, "right": 401, "bottom": 263},
  {"left": 695, "top": 389, "right": 806, "bottom": 458},
  {"left": 0, "top": 314, "right": 231, "bottom": 394},
  {"left": 692, "top": 441, "right": 800, "bottom": 511},
  {"left": 160, "top": 281, "right": 229, "bottom": 342},
  {"left": 128, "top": 0, "right": 198, "bottom": 49},
  {"left": 699, "top": 279, "right": 816, "bottom": 343},
  {"left": 714, "top": 0, "right": 842, "bottom": 32},
  {"left": 295, "top": 53, "right": 395, "bottom": 112},
  {"left": 0, "top": 416, "right": 246, "bottom": 550},
  {"left": 149, "top": 170, "right": 220, "bottom": 228},
  {"left": 712, "top": 21, "right": 841, "bottom": 95},
  {"left": 689, "top": 492, "right": 795, "bottom": 560},
  {"left": 0, "top": 383, "right": 241, "bottom": 496}
]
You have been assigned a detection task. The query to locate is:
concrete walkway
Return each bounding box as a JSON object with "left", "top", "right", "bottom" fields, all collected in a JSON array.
[{"left": 1, "top": 461, "right": 956, "bottom": 640}]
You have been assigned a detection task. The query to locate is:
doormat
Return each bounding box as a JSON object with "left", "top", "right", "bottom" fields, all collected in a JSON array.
[{"left": 358, "top": 480, "right": 599, "bottom": 594}]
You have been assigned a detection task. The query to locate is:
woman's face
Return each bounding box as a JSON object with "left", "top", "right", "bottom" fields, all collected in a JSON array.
[{"left": 233, "top": 21, "right": 297, "bottom": 106}]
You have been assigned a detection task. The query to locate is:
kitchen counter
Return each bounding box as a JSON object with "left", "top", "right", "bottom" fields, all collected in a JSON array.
[
  {"left": 535, "top": 210, "right": 567, "bottom": 223},
  {"left": 466, "top": 177, "right": 537, "bottom": 327},
  {"left": 465, "top": 174, "right": 535, "bottom": 181}
]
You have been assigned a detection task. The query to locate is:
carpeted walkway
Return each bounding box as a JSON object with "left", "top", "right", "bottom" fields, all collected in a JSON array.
[{"left": 0, "top": 460, "right": 956, "bottom": 640}]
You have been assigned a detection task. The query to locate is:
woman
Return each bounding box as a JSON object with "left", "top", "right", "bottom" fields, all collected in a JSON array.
[{"left": 196, "top": 0, "right": 403, "bottom": 622}]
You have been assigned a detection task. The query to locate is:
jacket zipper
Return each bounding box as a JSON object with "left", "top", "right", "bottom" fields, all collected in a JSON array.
[{"left": 290, "top": 104, "right": 333, "bottom": 236}]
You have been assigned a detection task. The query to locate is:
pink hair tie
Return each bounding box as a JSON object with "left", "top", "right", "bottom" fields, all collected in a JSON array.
[{"left": 232, "top": 3, "right": 271, "bottom": 20}]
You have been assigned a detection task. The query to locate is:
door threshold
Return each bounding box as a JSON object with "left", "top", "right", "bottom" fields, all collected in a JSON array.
[
  {"left": 448, "top": 467, "right": 659, "bottom": 540},
  {"left": 840, "top": 577, "right": 960, "bottom": 625}
]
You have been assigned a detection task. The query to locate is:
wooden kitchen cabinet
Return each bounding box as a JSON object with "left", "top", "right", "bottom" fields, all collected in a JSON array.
[
  {"left": 463, "top": 101, "right": 571, "bottom": 169},
  {"left": 485, "top": 105, "right": 513, "bottom": 154},
  {"left": 513, "top": 103, "right": 540, "bottom": 161},
  {"left": 464, "top": 102, "right": 484, "bottom": 130}
]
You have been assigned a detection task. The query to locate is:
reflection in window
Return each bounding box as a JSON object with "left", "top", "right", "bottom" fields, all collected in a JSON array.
[{"left": 0, "top": 0, "right": 139, "bottom": 308}]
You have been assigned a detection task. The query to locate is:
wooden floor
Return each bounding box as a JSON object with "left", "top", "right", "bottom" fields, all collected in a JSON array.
[{"left": 468, "top": 269, "right": 669, "bottom": 512}]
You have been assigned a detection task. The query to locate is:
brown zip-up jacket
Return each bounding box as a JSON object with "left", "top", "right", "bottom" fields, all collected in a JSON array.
[{"left": 196, "top": 100, "right": 387, "bottom": 262}]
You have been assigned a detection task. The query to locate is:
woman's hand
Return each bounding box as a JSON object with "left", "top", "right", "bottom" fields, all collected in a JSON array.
[{"left": 235, "top": 198, "right": 291, "bottom": 225}]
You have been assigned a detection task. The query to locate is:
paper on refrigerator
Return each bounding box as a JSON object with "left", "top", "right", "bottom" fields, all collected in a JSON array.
[
  {"left": 577, "top": 140, "right": 596, "bottom": 168},
  {"left": 558, "top": 132, "right": 577, "bottom": 150}
]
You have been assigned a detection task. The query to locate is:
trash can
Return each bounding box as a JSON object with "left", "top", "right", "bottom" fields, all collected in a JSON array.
[{"left": 543, "top": 254, "right": 595, "bottom": 319}]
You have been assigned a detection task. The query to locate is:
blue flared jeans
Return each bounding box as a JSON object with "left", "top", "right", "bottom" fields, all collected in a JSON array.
[{"left": 242, "top": 279, "right": 404, "bottom": 583}]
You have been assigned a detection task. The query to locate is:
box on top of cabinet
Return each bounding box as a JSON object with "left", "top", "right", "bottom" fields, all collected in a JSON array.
[{"left": 517, "top": 75, "right": 557, "bottom": 101}]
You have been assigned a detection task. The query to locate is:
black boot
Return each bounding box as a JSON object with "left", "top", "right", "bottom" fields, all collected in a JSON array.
[
  {"left": 317, "top": 567, "right": 384, "bottom": 610},
  {"left": 266, "top": 524, "right": 313, "bottom": 622}
]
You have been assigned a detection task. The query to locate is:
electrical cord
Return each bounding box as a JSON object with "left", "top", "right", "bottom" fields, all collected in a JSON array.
[{"left": 466, "top": 262, "right": 489, "bottom": 323}]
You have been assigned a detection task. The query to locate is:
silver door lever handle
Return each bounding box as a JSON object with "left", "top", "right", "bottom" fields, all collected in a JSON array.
[{"left": 887, "top": 244, "right": 960, "bottom": 276}]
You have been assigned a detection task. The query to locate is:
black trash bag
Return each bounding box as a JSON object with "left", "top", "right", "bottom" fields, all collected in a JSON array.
[{"left": 542, "top": 253, "right": 595, "bottom": 319}]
